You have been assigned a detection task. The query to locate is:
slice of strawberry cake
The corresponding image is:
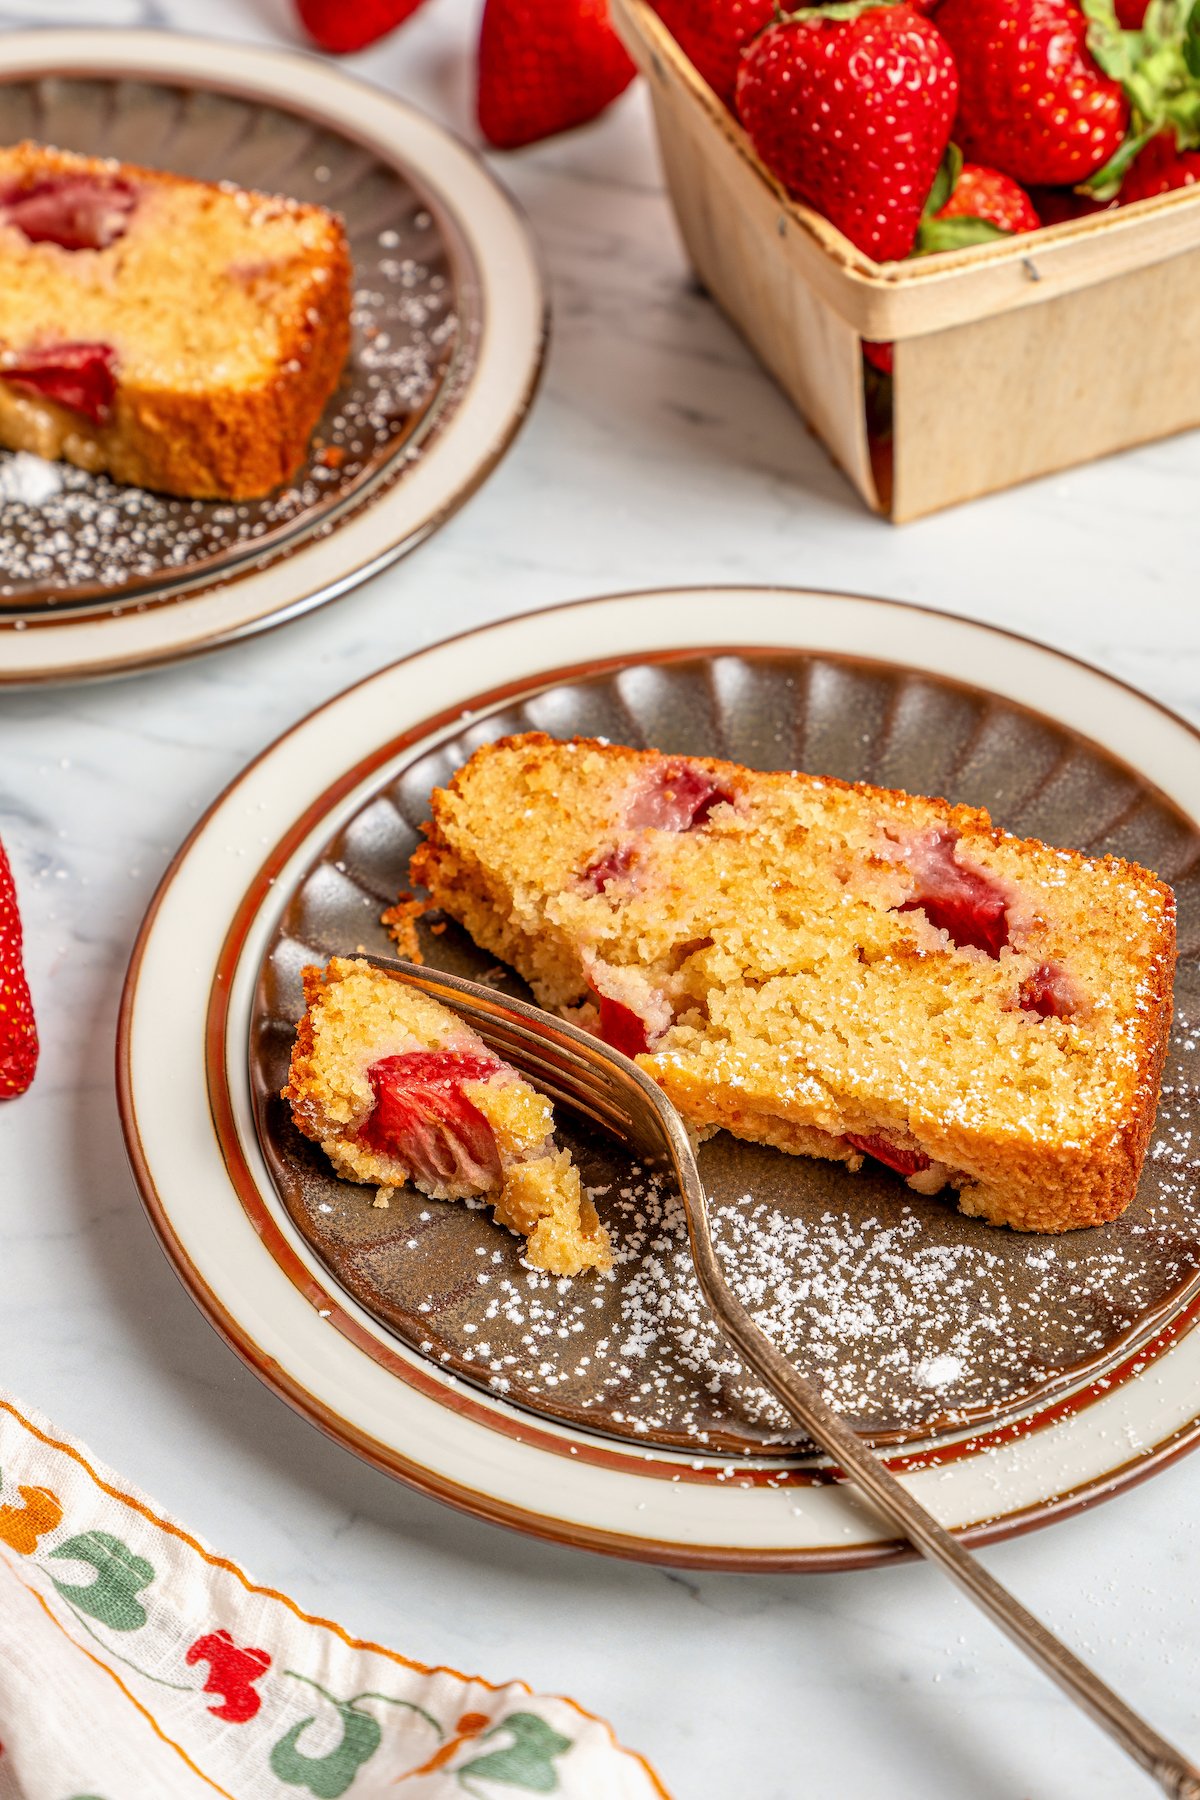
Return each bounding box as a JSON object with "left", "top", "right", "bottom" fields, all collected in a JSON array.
[
  {"left": 408, "top": 734, "right": 1176, "bottom": 1235},
  {"left": 283, "top": 957, "right": 611, "bottom": 1276},
  {"left": 0, "top": 141, "right": 351, "bottom": 499}
]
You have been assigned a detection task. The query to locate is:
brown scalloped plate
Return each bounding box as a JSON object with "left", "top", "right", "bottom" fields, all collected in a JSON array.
[
  {"left": 249, "top": 643, "right": 1200, "bottom": 1457},
  {"left": 0, "top": 32, "right": 544, "bottom": 684}
]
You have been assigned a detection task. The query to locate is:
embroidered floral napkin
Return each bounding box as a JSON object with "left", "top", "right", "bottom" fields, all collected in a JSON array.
[{"left": 0, "top": 1392, "right": 668, "bottom": 1798}]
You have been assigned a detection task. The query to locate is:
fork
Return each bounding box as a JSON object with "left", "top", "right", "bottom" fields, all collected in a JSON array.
[{"left": 363, "top": 951, "right": 1200, "bottom": 1798}]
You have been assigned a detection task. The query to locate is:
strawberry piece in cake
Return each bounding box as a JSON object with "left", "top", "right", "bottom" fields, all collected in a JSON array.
[
  {"left": 408, "top": 733, "right": 1177, "bottom": 1235},
  {"left": 283, "top": 957, "right": 611, "bottom": 1276},
  {"left": 0, "top": 141, "right": 351, "bottom": 500}
]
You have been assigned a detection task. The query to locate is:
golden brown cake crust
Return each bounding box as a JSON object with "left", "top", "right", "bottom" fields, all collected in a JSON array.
[
  {"left": 0, "top": 141, "right": 352, "bottom": 499},
  {"left": 409, "top": 732, "right": 1177, "bottom": 1236}
]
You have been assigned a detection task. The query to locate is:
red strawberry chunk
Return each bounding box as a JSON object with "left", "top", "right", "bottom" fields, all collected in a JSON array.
[
  {"left": 0, "top": 840, "right": 38, "bottom": 1100},
  {"left": 895, "top": 828, "right": 1011, "bottom": 958},
  {"left": 2, "top": 175, "right": 136, "bottom": 251},
  {"left": 846, "top": 1132, "right": 932, "bottom": 1177},
  {"left": 1, "top": 342, "right": 118, "bottom": 427},
  {"left": 579, "top": 844, "right": 636, "bottom": 894},
  {"left": 627, "top": 761, "right": 734, "bottom": 832},
  {"left": 594, "top": 993, "right": 652, "bottom": 1058},
  {"left": 362, "top": 1050, "right": 503, "bottom": 1188},
  {"left": 1019, "top": 961, "right": 1079, "bottom": 1019}
]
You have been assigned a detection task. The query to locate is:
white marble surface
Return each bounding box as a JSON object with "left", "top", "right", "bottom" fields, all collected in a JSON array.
[{"left": 3, "top": 2, "right": 1200, "bottom": 1794}]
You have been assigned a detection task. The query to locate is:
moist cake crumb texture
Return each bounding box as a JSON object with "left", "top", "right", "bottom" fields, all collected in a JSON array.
[
  {"left": 409, "top": 732, "right": 1177, "bottom": 1235},
  {"left": 283, "top": 956, "right": 611, "bottom": 1277}
]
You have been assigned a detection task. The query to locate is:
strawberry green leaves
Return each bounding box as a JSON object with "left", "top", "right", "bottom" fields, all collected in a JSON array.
[
  {"left": 916, "top": 213, "right": 1011, "bottom": 251},
  {"left": 1082, "top": 0, "right": 1200, "bottom": 193}
]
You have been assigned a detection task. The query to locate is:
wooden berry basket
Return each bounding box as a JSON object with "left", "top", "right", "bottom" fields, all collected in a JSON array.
[{"left": 613, "top": 0, "right": 1200, "bottom": 520}]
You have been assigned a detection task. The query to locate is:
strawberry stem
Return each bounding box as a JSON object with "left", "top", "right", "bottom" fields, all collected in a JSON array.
[
  {"left": 922, "top": 143, "right": 963, "bottom": 220},
  {"left": 1081, "top": 0, "right": 1200, "bottom": 192}
]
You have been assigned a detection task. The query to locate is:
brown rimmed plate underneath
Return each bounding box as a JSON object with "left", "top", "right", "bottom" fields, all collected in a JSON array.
[{"left": 119, "top": 589, "right": 1200, "bottom": 1569}]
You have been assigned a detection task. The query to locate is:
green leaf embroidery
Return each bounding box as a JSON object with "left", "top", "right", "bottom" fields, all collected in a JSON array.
[
  {"left": 271, "top": 1706, "right": 381, "bottom": 1799},
  {"left": 49, "top": 1532, "right": 154, "bottom": 1632},
  {"left": 457, "top": 1713, "right": 573, "bottom": 1794},
  {"left": 270, "top": 1672, "right": 442, "bottom": 1797}
]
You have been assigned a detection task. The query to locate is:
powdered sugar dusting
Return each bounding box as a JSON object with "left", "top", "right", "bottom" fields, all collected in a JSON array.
[
  {"left": 443, "top": 1026, "right": 1200, "bottom": 1446},
  {"left": 268, "top": 999, "right": 1200, "bottom": 1455}
]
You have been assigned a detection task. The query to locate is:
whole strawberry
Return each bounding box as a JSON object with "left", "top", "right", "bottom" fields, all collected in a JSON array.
[
  {"left": 652, "top": 0, "right": 777, "bottom": 106},
  {"left": 295, "top": 0, "right": 429, "bottom": 53},
  {"left": 478, "top": 0, "right": 637, "bottom": 149},
  {"left": 1122, "top": 129, "right": 1200, "bottom": 199},
  {"left": 0, "top": 840, "right": 37, "bottom": 1099},
  {"left": 736, "top": 4, "right": 959, "bottom": 262},
  {"left": 864, "top": 154, "right": 1038, "bottom": 370},
  {"left": 926, "top": 161, "right": 1041, "bottom": 239},
  {"left": 937, "top": 0, "right": 1129, "bottom": 186}
]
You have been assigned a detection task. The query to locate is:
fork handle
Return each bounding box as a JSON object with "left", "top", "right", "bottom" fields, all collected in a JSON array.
[{"left": 697, "top": 1257, "right": 1200, "bottom": 1798}]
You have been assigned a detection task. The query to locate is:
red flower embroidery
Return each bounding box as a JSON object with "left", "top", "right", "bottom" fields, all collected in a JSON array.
[{"left": 186, "top": 1628, "right": 271, "bottom": 1723}]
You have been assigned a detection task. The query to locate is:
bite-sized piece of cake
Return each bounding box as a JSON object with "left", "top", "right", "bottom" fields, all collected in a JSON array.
[
  {"left": 0, "top": 141, "right": 351, "bottom": 499},
  {"left": 283, "top": 957, "right": 611, "bottom": 1276},
  {"left": 408, "top": 734, "right": 1177, "bottom": 1235}
]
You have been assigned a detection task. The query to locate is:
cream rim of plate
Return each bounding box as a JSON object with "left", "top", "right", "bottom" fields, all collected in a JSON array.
[
  {"left": 0, "top": 31, "right": 545, "bottom": 687},
  {"left": 120, "top": 588, "right": 1200, "bottom": 1569}
]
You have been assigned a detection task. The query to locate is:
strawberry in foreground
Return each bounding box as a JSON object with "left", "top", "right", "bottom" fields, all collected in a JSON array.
[
  {"left": 735, "top": 4, "right": 959, "bottom": 264},
  {"left": 477, "top": 0, "right": 637, "bottom": 149},
  {"left": 651, "top": 0, "right": 776, "bottom": 106},
  {"left": 937, "top": 0, "right": 1129, "bottom": 185},
  {"left": 294, "top": 0, "right": 429, "bottom": 53},
  {"left": 0, "top": 840, "right": 37, "bottom": 1100}
]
